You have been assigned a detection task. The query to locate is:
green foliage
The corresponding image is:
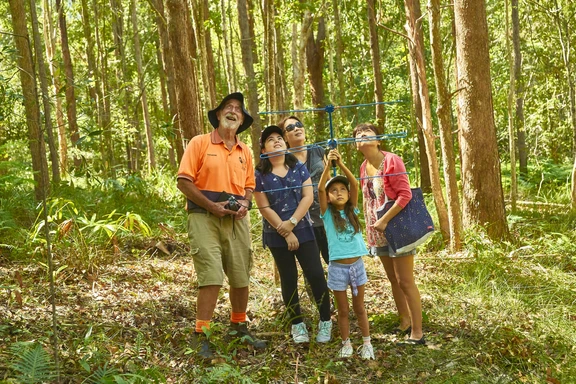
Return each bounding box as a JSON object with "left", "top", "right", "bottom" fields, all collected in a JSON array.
[{"left": 9, "top": 342, "right": 56, "bottom": 384}]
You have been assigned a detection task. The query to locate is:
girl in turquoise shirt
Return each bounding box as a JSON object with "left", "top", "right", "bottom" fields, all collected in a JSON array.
[{"left": 318, "top": 149, "right": 374, "bottom": 360}]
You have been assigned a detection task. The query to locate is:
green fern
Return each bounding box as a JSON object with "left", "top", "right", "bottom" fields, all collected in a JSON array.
[
  {"left": 82, "top": 363, "right": 119, "bottom": 384},
  {"left": 10, "top": 342, "right": 56, "bottom": 384}
]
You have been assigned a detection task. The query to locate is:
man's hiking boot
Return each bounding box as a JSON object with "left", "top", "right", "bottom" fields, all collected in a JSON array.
[
  {"left": 192, "top": 333, "right": 214, "bottom": 359},
  {"left": 230, "top": 322, "right": 267, "bottom": 349}
]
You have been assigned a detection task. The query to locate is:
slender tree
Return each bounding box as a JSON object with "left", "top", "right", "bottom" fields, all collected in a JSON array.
[
  {"left": 42, "top": 0, "right": 67, "bottom": 175},
  {"left": 454, "top": 0, "right": 508, "bottom": 239},
  {"left": 55, "top": 0, "right": 80, "bottom": 169},
  {"left": 367, "top": 0, "right": 386, "bottom": 130},
  {"left": 131, "top": 0, "right": 155, "bottom": 171},
  {"left": 237, "top": 0, "right": 263, "bottom": 161},
  {"left": 8, "top": 0, "right": 49, "bottom": 201},
  {"left": 512, "top": 0, "right": 527, "bottom": 176},
  {"left": 306, "top": 16, "right": 327, "bottom": 132},
  {"left": 29, "top": 0, "right": 60, "bottom": 183},
  {"left": 404, "top": 0, "right": 449, "bottom": 241},
  {"left": 506, "top": 0, "right": 518, "bottom": 213},
  {"left": 428, "top": 0, "right": 462, "bottom": 249},
  {"left": 167, "top": 0, "right": 202, "bottom": 140}
]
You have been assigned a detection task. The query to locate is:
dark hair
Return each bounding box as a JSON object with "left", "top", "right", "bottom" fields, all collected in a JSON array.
[
  {"left": 327, "top": 189, "right": 361, "bottom": 234},
  {"left": 353, "top": 123, "right": 382, "bottom": 150},
  {"left": 256, "top": 152, "right": 299, "bottom": 174},
  {"left": 277, "top": 115, "right": 302, "bottom": 132}
]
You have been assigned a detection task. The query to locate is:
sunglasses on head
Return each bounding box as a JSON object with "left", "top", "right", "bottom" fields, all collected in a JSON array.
[{"left": 284, "top": 121, "right": 304, "bottom": 132}]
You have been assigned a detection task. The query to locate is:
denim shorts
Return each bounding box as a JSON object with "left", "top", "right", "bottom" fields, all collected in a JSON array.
[
  {"left": 327, "top": 257, "right": 368, "bottom": 296},
  {"left": 370, "top": 245, "right": 415, "bottom": 258}
]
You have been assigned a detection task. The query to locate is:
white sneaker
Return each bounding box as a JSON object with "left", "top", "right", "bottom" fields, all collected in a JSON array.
[
  {"left": 359, "top": 343, "right": 375, "bottom": 360},
  {"left": 291, "top": 322, "right": 309, "bottom": 343},
  {"left": 316, "top": 320, "right": 332, "bottom": 343},
  {"left": 338, "top": 343, "right": 353, "bottom": 358}
]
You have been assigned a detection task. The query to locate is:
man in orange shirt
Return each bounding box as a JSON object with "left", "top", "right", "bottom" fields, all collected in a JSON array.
[{"left": 177, "top": 92, "right": 266, "bottom": 358}]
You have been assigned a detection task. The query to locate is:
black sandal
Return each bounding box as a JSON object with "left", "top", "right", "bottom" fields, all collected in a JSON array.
[
  {"left": 396, "top": 336, "right": 426, "bottom": 346},
  {"left": 391, "top": 326, "right": 411, "bottom": 336}
]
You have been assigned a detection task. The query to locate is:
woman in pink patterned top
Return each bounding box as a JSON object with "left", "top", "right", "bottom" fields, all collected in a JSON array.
[{"left": 355, "top": 123, "right": 425, "bottom": 346}]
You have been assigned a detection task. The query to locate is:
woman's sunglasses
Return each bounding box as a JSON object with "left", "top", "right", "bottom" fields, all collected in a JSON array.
[{"left": 284, "top": 121, "right": 304, "bottom": 132}]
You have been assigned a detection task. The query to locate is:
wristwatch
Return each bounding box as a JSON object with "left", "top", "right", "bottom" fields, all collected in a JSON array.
[{"left": 289, "top": 217, "right": 298, "bottom": 226}]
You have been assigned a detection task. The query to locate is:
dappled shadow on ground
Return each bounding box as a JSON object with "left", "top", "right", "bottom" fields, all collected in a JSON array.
[{"left": 0, "top": 238, "right": 573, "bottom": 383}]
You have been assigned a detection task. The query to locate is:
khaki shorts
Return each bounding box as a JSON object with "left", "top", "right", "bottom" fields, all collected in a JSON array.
[{"left": 187, "top": 212, "right": 252, "bottom": 288}]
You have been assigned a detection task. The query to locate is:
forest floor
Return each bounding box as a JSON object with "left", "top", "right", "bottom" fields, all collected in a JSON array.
[{"left": 1, "top": 215, "right": 576, "bottom": 383}]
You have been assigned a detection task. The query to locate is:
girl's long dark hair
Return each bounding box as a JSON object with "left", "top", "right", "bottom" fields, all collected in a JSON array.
[
  {"left": 329, "top": 198, "right": 361, "bottom": 234},
  {"left": 256, "top": 153, "right": 299, "bottom": 174}
]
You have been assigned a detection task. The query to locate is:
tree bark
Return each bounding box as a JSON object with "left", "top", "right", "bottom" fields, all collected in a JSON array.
[
  {"left": 512, "top": 0, "right": 527, "bottom": 176},
  {"left": 367, "top": 0, "right": 386, "bottom": 130},
  {"left": 131, "top": 0, "right": 156, "bottom": 171},
  {"left": 93, "top": 0, "right": 114, "bottom": 175},
  {"left": 220, "top": 0, "right": 234, "bottom": 93},
  {"left": 506, "top": 0, "right": 518, "bottom": 213},
  {"left": 8, "top": 0, "right": 49, "bottom": 201},
  {"left": 454, "top": 0, "right": 508, "bottom": 239},
  {"left": 274, "top": 2, "right": 288, "bottom": 112},
  {"left": 151, "top": 0, "right": 183, "bottom": 161},
  {"left": 43, "top": 0, "right": 67, "bottom": 175},
  {"left": 428, "top": 0, "right": 462, "bottom": 250},
  {"left": 264, "top": 0, "right": 277, "bottom": 113},
  {"left": 166, "top": 0, "right": 202, "bottom": 141},
  {"left": 293, "top": 11, "right": 313, "bottom": 112},
  {"left": 404, "top": 0, "right": 450, "bottom": 242},
  {"left": 306, "top": 17, "right": 327, "bottom": 134},
  {"left": 29, "top": 0, "right": 60, "bottom": 183},
  {"left": 237, "top": 0, "right": 263, "bottom": 162},
  {"left": 55, "top": 0, "right": 80, "bottom": 169}
]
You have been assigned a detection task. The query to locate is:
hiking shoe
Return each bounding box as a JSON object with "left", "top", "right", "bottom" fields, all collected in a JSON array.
[
  {"left": 316, "top": 320, "right": 332, "bottom": 343},
  {"left": 192, "top": 333, "right": 214, "bottom": 359},
  {"left": 291, "top": 322, "right": 309, "bottom": 343},
  {"left": 230, "top": 322, "right": 267, "bottom": 349},
  {"left": 358, "top": 343, "right": 375, "bottom": 360},
  {"left": 338, "top": 343, "right": 353, "bottom": 358}
]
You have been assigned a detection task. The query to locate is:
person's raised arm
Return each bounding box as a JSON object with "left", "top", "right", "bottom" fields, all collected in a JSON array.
[{"left": 318, "top": 157, "right": 332, "bottom": 215}]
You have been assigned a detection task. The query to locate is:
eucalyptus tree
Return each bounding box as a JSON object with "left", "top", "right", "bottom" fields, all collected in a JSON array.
[
  {"left": 404, "top": 0, "right": 449, "bottom": 242},
  {"left": 42, "top": 0, "right": 67, "bottom": 174},
  {"left": 454, "top": 0, "right": 508, "bottom": 239},
  {"left": 237, "top": 0, "right": 263, "bottom": 161},
  {"left": 428, "top": 0, "right": 462, "bottom": 250},
  {"left": 130, "top": 0, "right": 155, "bottom": 172},
  {"left": 8, "top": 0, "right": 49, "bottom": 201},
  {"left": 512, "top": 0, "right": 527, "bottom": 176},
  {"left": 367, "top": 0, "right": 385, "bottom": 130},
  {"left": 166, "top": 0, "right": 202, "bottom": 141},
  {"left": 55, "top": 0, "right": 80, "bottom": 169},
  {"left": 29, "top": 0, "right": 60, "bottom": 183}
]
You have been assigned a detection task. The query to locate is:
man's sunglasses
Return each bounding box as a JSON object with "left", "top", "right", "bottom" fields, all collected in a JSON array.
[{"left": 284, "top": 121, "right": 304, "bottom": 132}]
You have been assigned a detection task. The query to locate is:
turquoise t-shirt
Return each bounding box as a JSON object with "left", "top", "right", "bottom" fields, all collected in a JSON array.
[{"left": 321, "top": 206, "right": 369, "bottom": 261}]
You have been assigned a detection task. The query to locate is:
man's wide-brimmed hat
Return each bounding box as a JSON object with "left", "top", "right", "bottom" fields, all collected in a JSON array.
[{"left": 208, "top": 92, "right": 253, "bottom": 134}]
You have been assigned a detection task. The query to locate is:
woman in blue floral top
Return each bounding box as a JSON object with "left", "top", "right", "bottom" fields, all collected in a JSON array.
[{"left": 254, "top": 125, "right": 332, "bottom": 344}]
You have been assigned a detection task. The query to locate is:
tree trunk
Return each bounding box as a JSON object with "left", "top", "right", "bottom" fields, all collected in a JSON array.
[
  {"left": 512, "top": 0, "right": 527, "bottom": 176},
  {"left": 167, "top": 0, "right": 202, "bottom": 141},
  {"left": 404, "top": 0, "right": 450, "bottom": 242},
  {"left": 93, "top": 0, "right": 114, "bottom": 175},
  {"left": 293, "top": 12, "right": 313, "bottom": 112},
  {"left": 332, "top": 0, "right": 346, "bottom": 110},
  {"left": 131, "top": 0, "right": 155, "bottom": 172},
  {"left": 401, "top": 0, "right": 431, "bottom": 193},
  {"left": 55, "top": 0, "right": 80, "bottom": 169},
  {"left": 454, "top": 0, "right": 508, "bottom": 239},
  {"left": 183, "top": 0, "right": 205, "bottom": 133},
  {"left": 506, "top": 0, "right": 518, "bottom": 213},
  {"left": 306, "top": 17, "right": 327, "bottom": 134},
  {"left": 274, "top": 2, "right": 288, "bottom": 112},
  {"left": 29, "top": 0, "right": 60, "bottom": 183},
  {"left": 151, "top": 0, "right": 183, "bottom": 161},
  {"left": 237, "top": 0, "right": 263, "bottom": 162},
  {"left": 8, "top": 0, "right": 49, "bottom": 201},
  {"left": 367, "top": 0, "right": 386, "bottom": 130},
  {"left": 201, "top": 0, "right": 217, "bottom": 108},
  {"left": 110, "top": 0, "right": 135, "bottom": 172},
  {"left": 264, "top": 0, "right": 277, "bottom": 113},
  {"left": 220, "top": 0, "right": 234, "bottom": 93},
  {"left": 428, "top": 0, "right": 462, "bottom": 250},
  {"left": 43, "top": 0, "right": 67, "bottom": 176}
]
